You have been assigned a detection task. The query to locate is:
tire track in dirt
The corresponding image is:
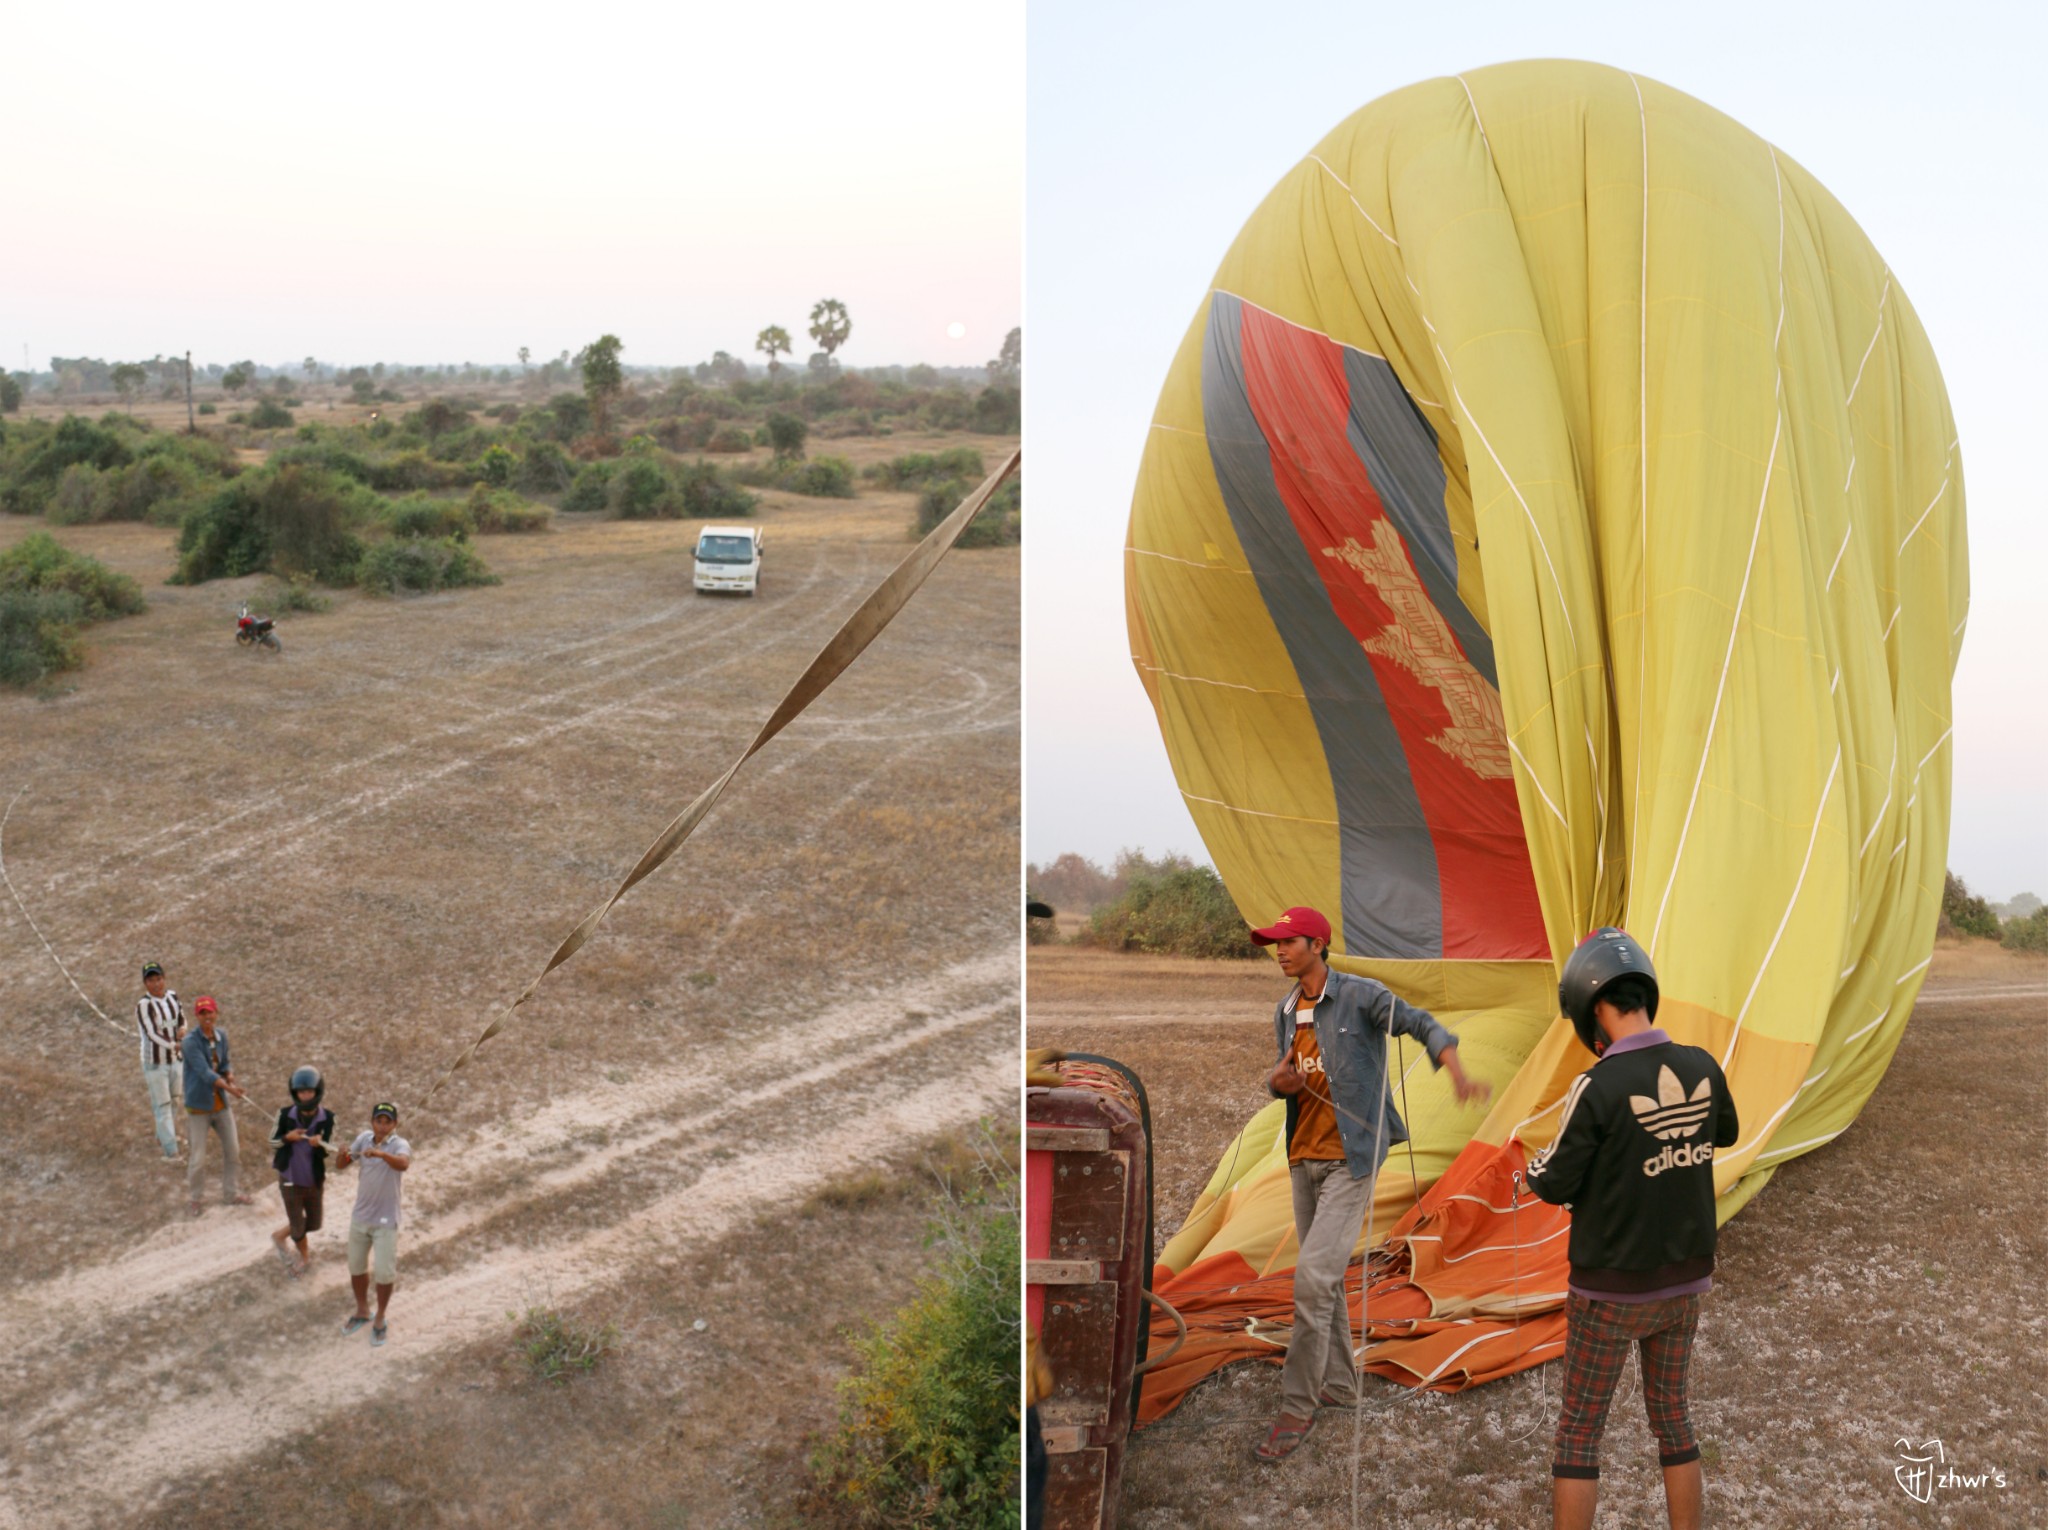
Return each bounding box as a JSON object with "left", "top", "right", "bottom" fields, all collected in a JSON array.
[{"left": 0, "top": 951, "right": 1018, "bottom": 1528}]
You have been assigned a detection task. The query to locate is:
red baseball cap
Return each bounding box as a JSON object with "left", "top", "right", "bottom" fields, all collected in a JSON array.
[
  {"left": 1249, "top": 907, "right": 1332, "bottom": 946},
  {"left": 193, "top": 995, "right": 217, "bottom": 1015}
]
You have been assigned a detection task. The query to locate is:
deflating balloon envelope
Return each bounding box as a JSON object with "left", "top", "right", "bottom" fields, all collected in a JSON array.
[{"left": 1126, "top": 59, "right": 1964, "bottom": 1415}]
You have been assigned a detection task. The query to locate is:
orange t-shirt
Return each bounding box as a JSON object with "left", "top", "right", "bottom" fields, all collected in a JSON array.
[{"left": 1286, "top": 998, "right": 1346, "bottom": 1164}]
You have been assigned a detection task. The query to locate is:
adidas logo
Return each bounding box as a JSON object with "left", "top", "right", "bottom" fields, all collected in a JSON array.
[
  {"left": 1630, "top": 1065, "right": 1712, "bottom": 1142},
  {"left": 1643, "top": 1141, "right": 1715, "bottom": 1177}
]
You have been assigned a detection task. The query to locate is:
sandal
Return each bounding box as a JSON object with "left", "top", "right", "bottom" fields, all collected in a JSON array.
[
  {"left": 1255, "top": 1413, "right": 1315, "bottom": 1463},
  {"left": 1317, "top": 1389, "right": 1359, "bottom": 1410},
  {"left": 271, "top": 1236, "right": 296, "bottom": 1271},
  {"left": 372, "top": 1324, "right": 388, "bottom": 1347},
  {"left": 342, "top": 1315, "right": 372, "bottom": 1337}
]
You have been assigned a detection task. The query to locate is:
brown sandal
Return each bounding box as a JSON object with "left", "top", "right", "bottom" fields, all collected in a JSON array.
[
  {"left": 1255, "top": 1413, "right": 1315, "bottom": 1463},
  {"left": 1317, "top": 1389, "right": 1359, "bottom": 1410}
]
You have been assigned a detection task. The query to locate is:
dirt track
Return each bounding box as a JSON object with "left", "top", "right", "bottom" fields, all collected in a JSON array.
[
  {"left": 0, "top": 452, "right": 1018, "bottom": 1526},
  {"left": 1028, "top": 941, "right": 2048, "bottom": 1528}
]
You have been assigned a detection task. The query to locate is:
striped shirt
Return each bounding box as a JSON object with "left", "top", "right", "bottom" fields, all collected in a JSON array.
[{"left": 137, "top": 992, "right": 184, "bottom": 1067}]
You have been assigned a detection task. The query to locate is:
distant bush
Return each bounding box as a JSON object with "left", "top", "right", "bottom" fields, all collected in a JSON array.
[
  {"left": 676, "top": 460, "right": 757, "bottom": 520},
  {"left": 368, "top": 449, "right": 465, "bottom": 493},
  {"left": 476, "top": 443, "right": 516, "bottom": 487},
  {"left": 562, "top": 460, "right": 615, "bottom": 513},
  {"left": 0, "top": 590, "right": 85, "bottom": 687},
  {"left": 706, "top": 425, "right": 752, "bottom": 453},
  {"left": 607, "top": 456, "right": 679, "bottom": 518},
  {"left": 46, "top": 464, "right": 106, "bottom": 524},
  {"left": 971, "top": 384, "right": 1019, "bottom": 434},
  {"left": 0, "top": 534, "right": 145, "bottom": 688},
  {"left": 766, "top": 412, "right": 808, "bottom": 460},
  {"left": 384, "top": 494, "right": 472, "bottom": 541},
  {"left": 2002, "top": 906, "right": 2048, "bottom": 955},
  {"left": 1941, "top": 870, "right": 2001, "bottom": 940},
  {"left": 355, "top": 535, "right": 497, "bottom": 596},
  {"left": 806, "top": 1142, "right": 1017, "bottom": 1527},
  {"left": 915, "top": 475, "right": 1019, "bottom": 548},
  {"left": 866, "top": 448, "right": 986, "bottom": 490},
  {"left": 175, "top": 466, "right": 374, "bottom": 584},
  {"left": 1027, "top": 851, "right": 1124, "bottom": 916},
  {"left": 198, "top": 402, "right": 217, "bottom": 415},
  {"left": 247, "top": 399, "right": 294, "bottom": 430},
  {"left": 784, "top": 455, "right": 856, "bottom": 498},
  {"left": 515, "top": 439, "right": 573, "bottom": 494},
  {"left": 465, "top": 484, "right": 551, "bottom": 533},
  {"left": 0, "top": 415, "right": 135, "bottom": 516},
  {"left": 1081, "top": 854, "right": 1256, "bottom": 958},
  {"left": 267, "top": 572, "right": 332, "bottom": 613}
]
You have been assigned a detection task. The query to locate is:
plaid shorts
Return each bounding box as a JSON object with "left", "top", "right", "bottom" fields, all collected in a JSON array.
[{"left": 1552, "top": 1291, "right": 1705, "bottom": 1478}]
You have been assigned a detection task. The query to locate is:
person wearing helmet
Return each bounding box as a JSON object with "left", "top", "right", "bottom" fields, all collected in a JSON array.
[
  {"left": 335, "top": 1102, "right": 410, "bottom": 1347},
  {"left": 1249, "top": 906, "right": 1490, "bottom": 1464},
  {"left": 179, "top": 995, "right": 250, "bottom": 1215},
  {"left": 268, "top": 1066, "right": 333, "bottom": 1278},
  {"left": 1520, "top": 928, "right": 1740, "bottom": 1530}
]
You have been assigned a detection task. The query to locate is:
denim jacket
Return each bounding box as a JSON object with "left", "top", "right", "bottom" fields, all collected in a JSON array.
[
  {"left": 1270, "top": 969, "right": 1455, "bottom": 1180},
  {"left": 180, "top": 1026, "right": 232, "bottom": 1112}
]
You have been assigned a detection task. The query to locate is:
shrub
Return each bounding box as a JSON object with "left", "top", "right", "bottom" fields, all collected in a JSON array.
[
  {"left": 1941, "top": 871, "right": 2001, "bottom": 940},
  {"left": 465, "top": 484, "right": 552, "bottom": 533},
  {"left": 510, "top": 1303, "right": 619, "bottom": 1385},
  {"left": 0, "top": 530, "right": 148, "bottom": 618},
  {"left": 247, "top": 399, "right": 294, "bottom": 430},
  {"left": 766, "top": 411, "right": 808, "bottom": 460},
  {"left": 915, "top": 476, "right": 1019, "bottom": 548},
  {"left": 175, "top": 466, "right": 373, "bottom": 584},
  {"left": 476, "top": 443, "right": 516, "bottom": 487},
  {"left": 2002, "top": 905, "right": 2048, "bottom": 955},
  {"left": 807, "top": 1157, "right": 1019, "bottom": 1527},
  {"left": 514, "top": 439, "right": 574, "bottom": 494},
  {"left": 607, "top": 456, "right": 680, "bottom": 519},
  {"left": 369, "top": 449, "right": 465, "bottom": 493},
  {"left": 355, "top": 536, "right": 497, "bottom": 596},
  {"left": 267, "top": 572, "right": 332, "bottom": 613},
  {"left": 1082, "top": 854, "right": 1256, "bottom": 958},
  {"left": 198, "top": 402, "right": 217, "bottom": 415},
  {"left": 784, "top": 455, "right": 856, "bottom": 498},
  {"left": 384, "top": 494, "right": 473, "bottom": 541},
  {"left": 1, "top": 415, "right": 134, "bottom": 515},
  {"left": 105, "top": 452, "right": 224, "bottom": 526},
  {"left": 0, "top": 590, "right": 85, "bottom": 687},
  {"left": 675, "top": 460, "right": 758, "bottom": 519},
  {"left": 865, "top": 449, "right": 985, "bottom": 490},
  {"left": 706, "top": 425, "right": 752, "bottom": 453},
  {"left": 45, "top": 463, "right": 107, "bottom": 524},
  {"left": 971, "top": 384, "right": 1019, "bottom": 434},
  {"left": 562, "top": 460, "right": 616, "bottom": 512}
]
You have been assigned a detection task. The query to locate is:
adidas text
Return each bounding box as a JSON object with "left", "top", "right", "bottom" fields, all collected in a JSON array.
[{"left": 1643, "top": 1142, "right": 1715, "bottom": 1177}]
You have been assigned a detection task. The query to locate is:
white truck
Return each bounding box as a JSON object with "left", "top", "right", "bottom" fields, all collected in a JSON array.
[{"left": 693, "top": 525, "right": 763, "bottom": 596}]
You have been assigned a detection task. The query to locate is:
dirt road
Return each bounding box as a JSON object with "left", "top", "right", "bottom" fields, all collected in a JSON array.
[{"left": 0, "top": 455, "right": 1018, "bottom": 1525}]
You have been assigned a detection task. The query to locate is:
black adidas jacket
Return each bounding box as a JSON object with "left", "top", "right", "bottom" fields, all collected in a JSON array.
[{"left": 1524, "top": 1033, "right": 1739, "bottom": 1293}]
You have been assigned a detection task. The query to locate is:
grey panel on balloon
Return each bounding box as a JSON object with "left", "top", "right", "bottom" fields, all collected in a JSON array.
[{"left": 1200, "top": 292, "right": 1442, "bottom": 959}]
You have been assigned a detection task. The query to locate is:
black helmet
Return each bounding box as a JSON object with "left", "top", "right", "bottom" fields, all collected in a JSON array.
[
  {"left": 288, "top": 1065, "right": 324, "bottom": 1109},
  {"left": 1558, "top": 928, "right": 1658, "bottom": 1056}
]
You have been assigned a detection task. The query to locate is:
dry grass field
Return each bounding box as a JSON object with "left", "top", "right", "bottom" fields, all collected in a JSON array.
[
  {"left": 1028, "top": 938, "right": 2048, "bottom": 1528},
  {"left": 0, "top": 432, "right": 1018, "bottom": 1527}
]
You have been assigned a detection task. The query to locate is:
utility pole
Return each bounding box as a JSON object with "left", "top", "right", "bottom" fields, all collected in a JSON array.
[{"left": 184, "top": 350, "right": 195, "bottom": 433}]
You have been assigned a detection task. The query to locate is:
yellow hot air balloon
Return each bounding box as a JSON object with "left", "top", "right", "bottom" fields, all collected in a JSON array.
[{"left": 1126, "top": 59, "right": 1965, "bottom": 1417}]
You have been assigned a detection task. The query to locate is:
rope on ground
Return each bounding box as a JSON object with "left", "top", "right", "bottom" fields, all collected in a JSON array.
[
  {"left": 0, "top": 787, "right": 127, "bottom": 1036},
  {"left": 418, "top": 451, "right": 1020, "bottom": 1106},
  {"left": 1136, "top": 1289, "right": 1188, "bottom": 1375}
]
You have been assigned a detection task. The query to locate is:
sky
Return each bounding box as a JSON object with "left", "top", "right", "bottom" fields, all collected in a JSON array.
[
  {"left": 0, "top": 0, "right": 1020, "bottom": 372},
  {"left": 1025, "top": 0, "right": 2047, "bottom": 903}
]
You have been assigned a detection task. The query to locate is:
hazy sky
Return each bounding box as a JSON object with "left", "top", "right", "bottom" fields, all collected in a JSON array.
[
  {"left": 1026, "top": 0, "right": 2045, "bottom": 902},
  {"left": 1, "top": 0, "right": 1020, "bottom": 371}
]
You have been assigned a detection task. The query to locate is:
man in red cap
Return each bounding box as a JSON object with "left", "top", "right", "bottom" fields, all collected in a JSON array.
[{"left": 1250, "top": 905, "right": 1489, "bottom": 1462}]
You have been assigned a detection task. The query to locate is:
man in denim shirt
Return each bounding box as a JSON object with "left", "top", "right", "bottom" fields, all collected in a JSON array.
[
  {"left": 180, "top": 996, "right": 250, "bottom": 1215},
  {"left": 1252, "top": 906, "right": 1490, "bottom": 1463}
]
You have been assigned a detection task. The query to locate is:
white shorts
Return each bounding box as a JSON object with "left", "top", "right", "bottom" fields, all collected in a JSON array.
[{"left": 346, "top": 1221, "right": 398, "bottom": 1284}]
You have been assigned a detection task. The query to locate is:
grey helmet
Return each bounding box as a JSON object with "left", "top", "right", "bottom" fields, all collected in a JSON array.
[
  {"left": 288, "top": 1065, "right": 324, "bottom": 1110},
  {"left": 1558, "top": 928, "right": 1658, "bottom": 1056}
]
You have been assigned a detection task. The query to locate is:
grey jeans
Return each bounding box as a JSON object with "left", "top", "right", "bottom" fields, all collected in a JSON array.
[
  {"left": 1281, "top": 1157, "right": 1377, "bottom": 1418},
  {"left": 185, "top": 1108, "right": 239, "bottom": 1202}
]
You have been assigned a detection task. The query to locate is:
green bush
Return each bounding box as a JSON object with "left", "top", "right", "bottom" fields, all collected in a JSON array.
[
  {"left": 515, "top": 440, "right": 574, "bottom": 494},
  {"left": 465, "top": 484, "right": 552, "bottom": 533},
  {"left": 45, "top": 464, "right": 106, "bottom": 524},
  {"left": 766, "top": 411, "right": 808, "bottom": 460},
  {"left": 355, "top": 535, "right": 497, "bottom": 596},
  {"left": 0, "top": 530, "right": 148, "bottom": 618},
  {"left": 1942, "top": 871, "right": 2002, "bottom": 939},
  {"left": 0, "top": 589, "right": 85, "bottom": 687},
  {"left": 248, "top": 399, "right": 294, "bottom": 430},
  {"left": 915, "top": 476, "right": 1019, "bottom": 548},
  {"left": 476, "top": 443, "right": 516, "bottom": 487},
  {"left": 676, "top": 460, "right": 757, "bottom": 520},
  {"left": 607, "top": 456, "right": 679, "bottom": 518},
  {"left": 971, "top": 384, "right": 1019, "bottom": 434},
  {"left": 197, "top": 402, "right": 217, "bottom": 415},
  {"left": 368, "top": 449, "right": 465, "bottom": 493},
  {"left": 176, "top": 466, "right": 373, "bottom": 584},
  {"left": 2002, "top": 906, "right": 2048, "bottom": 955},
  {"left": 784, "top": 455, "right": 856, "bottom": 498},
  {"left": 562, "top": 460, "right": 616, "bottom": 512},
  {"left": 706, "top": 425, "right": 752, "bottom": 453},
  {"left": 267, "top": 572, "right": 332, "bottom": 613},
  {"left": 384, "top": 494, "right": 472, "bottom": 541},
  {"left": 865, "top": 448, "right": 986, "bottom": 490},
  {"left": 1082, "top": 854, "right": 1256, "bottom": 958},
  {"left": 807, "top": 1162, "right": 1018, "bottom": 1527},
  {"left": 1, "top": 415, "right": 134, "bottom": 515}
]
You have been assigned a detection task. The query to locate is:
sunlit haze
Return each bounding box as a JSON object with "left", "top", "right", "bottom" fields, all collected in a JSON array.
[
  {"left": 1027, "top": 0, "right": 2046, "bottom": 903},
  {"left": 1, "top": 0, "right": 1020, "bottom": 370}
]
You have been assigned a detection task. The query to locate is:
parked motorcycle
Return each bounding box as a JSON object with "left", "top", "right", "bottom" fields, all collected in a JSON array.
[{"left": 235, "top": 605, "right": 282, "bottom": 654}]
